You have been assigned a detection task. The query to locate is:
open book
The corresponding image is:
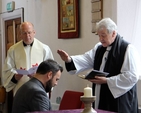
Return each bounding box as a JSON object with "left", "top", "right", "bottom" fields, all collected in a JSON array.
[
  {"left": 16, "top": 66, "right": 38, "bottom": 75},
  {"left": 78, "top": 70, "right": 109, "bottom": 79}
]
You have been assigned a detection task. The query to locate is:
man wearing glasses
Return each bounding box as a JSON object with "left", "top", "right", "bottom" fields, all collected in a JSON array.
[{"left": 2, "top": 21, "right": 54, "bottom": 104}]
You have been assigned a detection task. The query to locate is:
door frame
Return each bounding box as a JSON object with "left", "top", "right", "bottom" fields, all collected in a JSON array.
[{"left": 0, "top": 8, "right": 24, "bottom": 76}]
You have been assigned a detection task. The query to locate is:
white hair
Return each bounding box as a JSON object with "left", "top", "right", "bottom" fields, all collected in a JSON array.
[{"left": 96, "top": 18, "right": 117, "bottom": 33}]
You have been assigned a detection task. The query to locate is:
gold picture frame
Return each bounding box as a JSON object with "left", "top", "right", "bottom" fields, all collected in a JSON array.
[{"left": 58, "top": 0, "right": 79, "bottom": 39}]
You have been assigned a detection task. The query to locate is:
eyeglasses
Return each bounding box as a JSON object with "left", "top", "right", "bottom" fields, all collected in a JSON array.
[{"left": 21, "top": 31, "right": 34, "bottom": 35}]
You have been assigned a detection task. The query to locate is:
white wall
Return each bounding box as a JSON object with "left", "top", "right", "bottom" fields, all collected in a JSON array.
[
  {"left": 117, "top": 0, "right": 141, "bottom": 107},
  {"left": 103, "top": 0, "right": 117, "bottom": 22},
  {"left": 117, "top": 0, "right": 141, "bottom": 48},
  {"left": 0, "top": 0, "right": 141, "bottom": 111}
]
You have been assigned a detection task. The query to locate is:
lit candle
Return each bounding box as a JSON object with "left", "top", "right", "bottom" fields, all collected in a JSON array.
[{"left": 83, "top": 85, "right": 92, "bottom": 97}]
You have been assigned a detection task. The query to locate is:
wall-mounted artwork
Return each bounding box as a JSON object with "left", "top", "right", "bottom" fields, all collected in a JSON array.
[
  {"left": 58, "top": 0, "right": 79, "bottom": 39},
  {"left": 91, "top": 0, "right": 103, "bottom": 33}
]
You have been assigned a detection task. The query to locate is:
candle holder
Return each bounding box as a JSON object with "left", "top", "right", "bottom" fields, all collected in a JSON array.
[{"left": 80, "top": 96, "right": 97, "bottom": 113}]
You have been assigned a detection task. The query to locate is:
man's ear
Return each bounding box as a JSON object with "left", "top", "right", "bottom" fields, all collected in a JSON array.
[
  {"left": 33, "top": 30, "right": 36, "bottom": 35},
  {"left": 112, "top": 30, "right": 116, "bottom": 37},
  {"left": 46, "top": 71, "right": 53, "bottom": 80}
]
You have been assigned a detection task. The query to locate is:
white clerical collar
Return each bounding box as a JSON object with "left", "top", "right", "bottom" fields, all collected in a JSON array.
[{"left": 106, "top": 46, "right": 112, "bottom": 51}]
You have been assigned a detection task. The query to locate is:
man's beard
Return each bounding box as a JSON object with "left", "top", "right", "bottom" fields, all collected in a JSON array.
[{"left": 45, "top": 79, "right": 53, "bottom": 93}]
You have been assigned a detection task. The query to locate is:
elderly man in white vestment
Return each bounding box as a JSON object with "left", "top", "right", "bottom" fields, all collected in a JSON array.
[
  {"left": 57, "top": 18, "right": 141, "bottom": 113},
  {"left": 2, "top": 21, "right": 54, "bottom": 112}
]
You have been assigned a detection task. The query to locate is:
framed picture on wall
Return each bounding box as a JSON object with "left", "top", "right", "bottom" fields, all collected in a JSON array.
[
  {"left": 58, "top": 0, "right": 79, "bottom": 39},
  {"left": 91, "top": 0, "right": 103, "bottom": 33}
]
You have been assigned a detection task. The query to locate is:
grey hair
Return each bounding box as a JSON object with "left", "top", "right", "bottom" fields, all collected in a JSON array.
[{"left": 96, "top": 18, "right": 117, "bottom": 33}]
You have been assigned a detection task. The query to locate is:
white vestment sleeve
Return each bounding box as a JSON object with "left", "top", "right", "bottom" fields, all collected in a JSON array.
[
  {"left": 42, "top": 44, "right": 54, "bottom": 60},
  {"left": 69, "top": 43, "right": 101, "bottom": 74},
  {"left": 107, "top": 44, "right": 141, "bottom": 98}
]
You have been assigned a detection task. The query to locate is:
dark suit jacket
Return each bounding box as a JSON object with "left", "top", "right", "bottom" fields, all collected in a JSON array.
[{"left": 12, "top": 77, "right": 51, "bottom": 113}]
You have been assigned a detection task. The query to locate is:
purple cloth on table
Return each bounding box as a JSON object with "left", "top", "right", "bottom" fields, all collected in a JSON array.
[{"left": 26, "top": 109, "right": 117, "bottom": 113}]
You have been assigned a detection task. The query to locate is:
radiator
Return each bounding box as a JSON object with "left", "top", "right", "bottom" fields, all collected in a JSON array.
[{"left": 51, "top": 103, "right": 60, "bottom": 110}]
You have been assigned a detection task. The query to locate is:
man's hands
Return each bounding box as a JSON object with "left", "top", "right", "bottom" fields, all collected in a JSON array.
[
  {"left": 14, "top": 73, "right": 35, "bottom": 81},
  {"left": 88, "top": 76, "right": 107, "bottom": 84},
  {"left": 28, "top": 73, "right": 35, "bottom": 78},
  {"left": 57, "top": 49, "right": 71, "bottom": 63},
  {"left": 14, "top": 74, "right": 23, "bottom": 81}
]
